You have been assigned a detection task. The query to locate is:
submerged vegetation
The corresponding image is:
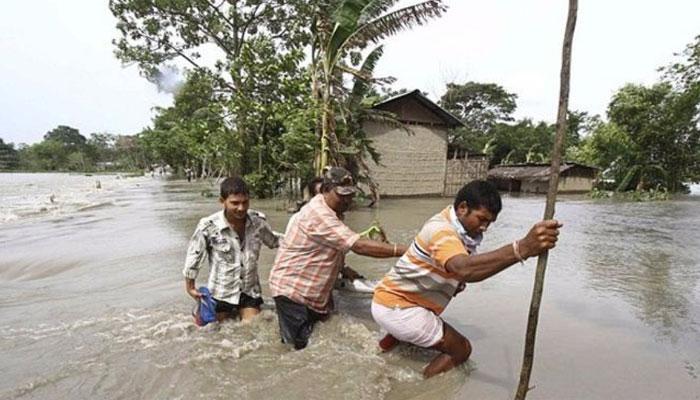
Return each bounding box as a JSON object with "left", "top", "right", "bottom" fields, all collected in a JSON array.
[
  {"left": 1, "top": 3, "right": 698, "bottom": 200},
  {"left": 589, "top": 187, "right": 671, "bottom": 201}
]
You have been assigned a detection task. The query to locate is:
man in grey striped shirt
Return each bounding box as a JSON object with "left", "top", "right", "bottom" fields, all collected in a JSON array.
[{"left": 183, "top": 176, "right": 279, "bottom": 322}]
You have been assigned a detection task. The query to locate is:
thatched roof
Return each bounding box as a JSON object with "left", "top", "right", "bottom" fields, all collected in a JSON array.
[
  {"left": 373, "top": 89, "right": 464, "bottom": 128},
  {"left": 488, "top": 162, "right": 598, "bottom": 182}
]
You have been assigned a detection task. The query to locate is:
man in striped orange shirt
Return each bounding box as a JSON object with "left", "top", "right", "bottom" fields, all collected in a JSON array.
[{"left": 372, "top": 180, "right": 562, "bottom": 378}]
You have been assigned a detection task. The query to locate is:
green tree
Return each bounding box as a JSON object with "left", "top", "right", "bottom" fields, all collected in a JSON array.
[
  {"left": 660, "top": 34, "right": 700, "bottom": 184},
  {"left": 311, "top": 0, "right": 446, "bottom": 172},
  {"left": 44, "top": 125, "right": 87, "bottom": 151},
  {"left": 567, "top": 121, "right": 634, "bottom": 186},
  {"left": 0, "top": 138, "right": 20, "bottom": 170},
  {"left": 607, "top": 83, "right": 699, "bottom": 191},
  {"left": 87, "top": 133, "right": 118, "bottom": 165},
  {"left": 111, "top": 0, "right": 312, "bottom": 188},
  {"left": 21, "top": 140, "right": 68, "bottom": 170},
  {"left": 110, "top": 0, "right": 310, "bottom": 91},
  {"left": 661, "top": 34, "right": 700, "bottom": 91},
  {"left": 440, "top": 81, "right": 517, "bottom": 133},
  {"left": 438, "top": 81, "right": 518, "bottom": 153},
  {"left": 487, "top": 119, "right": 556, "bottom": 166}
]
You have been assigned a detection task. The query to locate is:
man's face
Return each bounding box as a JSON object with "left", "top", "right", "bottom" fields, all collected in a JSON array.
[
  {"left": 220, "top": 193, "right": 249, "bottom": 221},
  {"left": 327, "top": 189, "right": 354, "bottom": 215},
  {"left": 456, "top": 202, "right": 496, "bottom": 237}
]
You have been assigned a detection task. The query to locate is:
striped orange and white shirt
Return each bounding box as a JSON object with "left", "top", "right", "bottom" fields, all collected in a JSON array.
[
  {"left": 269, "top": 194, "right": 360, "bottom": 313},
  {"left": 373, "top": 206, "right": 482, "bottom": 315}
]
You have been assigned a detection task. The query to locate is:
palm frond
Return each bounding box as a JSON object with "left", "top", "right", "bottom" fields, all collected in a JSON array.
[
  {"left": 349, "top": 45, "right": 384, "bottom": 108},
  {"left": 328, "top": 0, "right": 374, "bottom": 65},
  {"left": 336, "top": 63, "right": 373, "bottom": 82},
  {"left": 616, "top": 164, "right": 641, "bottom": 192},
  {"left": 345, "top": 1, "right": 446, "bottom": 49},
  {"left": 358, "top": 0, "right": 402, "bottom": 21}
]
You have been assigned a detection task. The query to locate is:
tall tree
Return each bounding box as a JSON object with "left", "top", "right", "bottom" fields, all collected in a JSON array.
[
  {"left": 661, "top": 34, "right": 700, "bottom": 91},
  {"left": 440, "top": 81, "right": 518, "bottom": 134},
  {"left": 44, "top": 125, "right": 87, "bottom": 151},
  {"left": 111, "top": 0, "right": 312, "bottom": 182},
  {"left": 607, "top": 83, "right": 700, "bottom": 191},
  {"left": 110, "top": 0, "right": 310, "bottom": 91},
  {"left": 311, "top": 0, "right": 446, "bottom": 172}
]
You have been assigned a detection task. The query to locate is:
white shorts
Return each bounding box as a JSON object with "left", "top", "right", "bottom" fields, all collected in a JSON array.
[{"left": 371, "top": 302, "right": 444, "bottom": 348}]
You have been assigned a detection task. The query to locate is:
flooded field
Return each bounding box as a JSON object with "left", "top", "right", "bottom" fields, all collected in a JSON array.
[{"left": 1, "top": 174, "right": 698, "bottom": 399}]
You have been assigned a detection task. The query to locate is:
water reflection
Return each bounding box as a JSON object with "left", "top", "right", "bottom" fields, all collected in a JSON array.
[{"left": 580, "top": 199, "right": 700, "bottom": 340}]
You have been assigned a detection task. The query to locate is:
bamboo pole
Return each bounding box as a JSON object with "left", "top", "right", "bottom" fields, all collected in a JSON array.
[{"left": 514, "top": 1, "right": 578, "bottom": 399}]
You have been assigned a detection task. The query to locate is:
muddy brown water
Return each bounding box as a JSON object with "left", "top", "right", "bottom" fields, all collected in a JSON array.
[{"left": 1, "top": 174, "right": 698, "bottom": 399}]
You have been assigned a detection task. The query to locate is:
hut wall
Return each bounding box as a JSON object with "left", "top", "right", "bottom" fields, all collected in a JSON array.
[
  {"left": 375, "top": 97, "right": 444, "bottom": 125},
  {"left": 558, "top": 176, "right": 594, "bottom": 192},
  {"left": 521, "top": 180, "right": 549, "bottom": 194},
  {"left": 521, "top": 176, "right": 593, "bottom": 194},
  {"left": 444, "top": 157, "right": 489, "bottom": 196},
  {"left": 364, "top": 121, "right": 447, "bottom": 196}
]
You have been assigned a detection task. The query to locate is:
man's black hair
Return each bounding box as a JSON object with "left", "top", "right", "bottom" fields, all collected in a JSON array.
[
  {"left": 307, "top": 177, "right": 324, "bottom": 196},
  {"left": 453, "top": 180, "right": 502, "bottom": 216},
  {"left": 220, "top": 176, "right": 249, "bottom": 199}
]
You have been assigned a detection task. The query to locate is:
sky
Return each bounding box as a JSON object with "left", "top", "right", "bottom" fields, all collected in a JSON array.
[{"left": 1, "top": 0, "right": 699, "bottom": 145}]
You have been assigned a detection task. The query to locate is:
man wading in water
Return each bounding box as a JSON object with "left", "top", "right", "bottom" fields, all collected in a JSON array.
[
  {"left": 269, "top": 167, "right": 409, "bottom": 349},
  {"left": 372, "top": 180, "right": 562, "bottom": 378},
  {"left": 183, "top": 176, "right": 279, "bottom": 323}
]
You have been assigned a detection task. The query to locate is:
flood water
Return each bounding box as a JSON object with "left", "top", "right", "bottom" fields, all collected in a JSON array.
[{"left": 1, "top": 173, "right": 699, "bottom": 399}]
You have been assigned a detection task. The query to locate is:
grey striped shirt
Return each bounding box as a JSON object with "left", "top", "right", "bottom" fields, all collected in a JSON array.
[{"left": 183, "top": 209, "right": 279, "bottom": 304}]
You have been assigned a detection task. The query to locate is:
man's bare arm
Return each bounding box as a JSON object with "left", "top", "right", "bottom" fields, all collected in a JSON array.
[
  {"left": 351, "top": 238, "right": 408, "bottom": 258},
  {"left": 446, "top": 220, "right": 562, "bottom": 282}
]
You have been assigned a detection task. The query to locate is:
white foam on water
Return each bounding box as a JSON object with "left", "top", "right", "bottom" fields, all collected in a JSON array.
[
  {"left": 0, "top": 304, "right": 467, "bottom": 400},
  {"left": 0, "top": 173, "right": 152, "bottom": 225}
]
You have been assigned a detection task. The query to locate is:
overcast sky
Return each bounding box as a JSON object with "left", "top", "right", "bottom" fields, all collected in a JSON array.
[{"left": 1, "top": 0, "right": 699, "bottom": 145}]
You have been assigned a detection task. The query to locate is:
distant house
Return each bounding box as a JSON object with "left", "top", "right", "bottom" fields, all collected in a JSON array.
[
  {"left": 487, "top": 162, "right": 599, "bottom": 194},
  {"left": 363, "top": 89, "right": 489, "bottom": 197}
]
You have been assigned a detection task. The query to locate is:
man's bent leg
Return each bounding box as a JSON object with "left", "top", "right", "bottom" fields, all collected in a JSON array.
[{"left": 424, "top": 322, "right": 472, "bottom": 378}]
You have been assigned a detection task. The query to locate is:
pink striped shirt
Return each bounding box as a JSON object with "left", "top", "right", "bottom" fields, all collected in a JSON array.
[{"left": 269, "top": 194, "right": 360, "bottom": 313}]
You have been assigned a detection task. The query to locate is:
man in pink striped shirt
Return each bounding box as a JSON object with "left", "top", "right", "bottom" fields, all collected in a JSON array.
[{"left": 269, "top": 167, "right": 408, "bottom": 349}]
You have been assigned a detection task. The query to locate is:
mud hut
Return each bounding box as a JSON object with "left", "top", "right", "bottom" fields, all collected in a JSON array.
[
  {"left": 487, "top": 162, "right": 599, "bottom": 193},
  {"left": 364, "top": 90, "right": 488, "bottom": 197}
]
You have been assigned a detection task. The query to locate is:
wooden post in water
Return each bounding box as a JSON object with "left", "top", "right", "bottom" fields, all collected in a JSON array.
[{"left": 514, "top": 1, "right": 578, "bottom": 399}]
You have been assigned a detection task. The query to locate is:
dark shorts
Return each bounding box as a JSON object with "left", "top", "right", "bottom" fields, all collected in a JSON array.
[
  {"left": 214, "top": 293, "right": 264, "bottom": 315},
  {"left": 274, "top": 296, "right": 328, "bottom": 350}
]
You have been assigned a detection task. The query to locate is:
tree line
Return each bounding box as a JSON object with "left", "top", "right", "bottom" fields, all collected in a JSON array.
[
  {"left": 0, "top": 125, "right": 147, "bottom": 172},
  {"left": 1, "top": 1, "right": 697, "bottom": 196},
  {"left": 438, "top": 47, "right": 700, "bottom": 193}
]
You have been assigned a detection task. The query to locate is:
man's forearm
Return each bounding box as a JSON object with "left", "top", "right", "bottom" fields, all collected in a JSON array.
[
  {"left": 446, "top": 244, "right": 521, "bottom": 282},
  {"left": 351, "top": 238, "right": 408, "bottom": 258}
]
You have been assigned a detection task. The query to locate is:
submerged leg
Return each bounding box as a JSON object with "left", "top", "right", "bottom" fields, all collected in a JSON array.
[
  {"left": 239, "top": 306, "right": 260, "bottom": 322},
  {"left": 216, "top": 311, "right": 235, "bottom": 322},
  {"left": 423, "top": 322, "right": 472, "bottom": 378}
]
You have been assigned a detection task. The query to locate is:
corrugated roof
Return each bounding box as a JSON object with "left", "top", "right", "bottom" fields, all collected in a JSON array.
[
  {"left": 372, "top": 89, "right": 464, "bottom": 128},
  {"left": 488, "top": 163, "right": 598, "bottom": 181}
]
